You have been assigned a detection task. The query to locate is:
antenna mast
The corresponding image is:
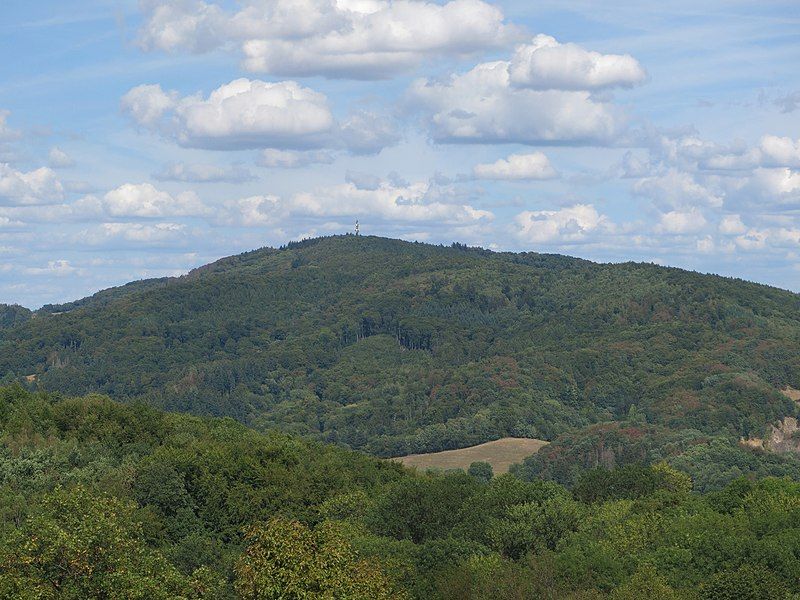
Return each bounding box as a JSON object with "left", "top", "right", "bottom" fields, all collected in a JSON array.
[{"left": 355, "top": 219, "right": 360, "bottom": 236}]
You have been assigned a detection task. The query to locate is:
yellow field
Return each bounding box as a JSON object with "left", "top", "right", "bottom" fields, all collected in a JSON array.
[{"left": 390, "top": 437, "right": 548, "bottom": 474}]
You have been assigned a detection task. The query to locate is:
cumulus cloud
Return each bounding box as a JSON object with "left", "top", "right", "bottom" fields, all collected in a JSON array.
[
  {"left": 122, "top": 79, "right": 398, "bottom": 153},
  {"left": 79, "top": 183, "right": 210, "bottom": 218},
  {"left": 25, "top": 259, "right": 82, "bottom": 277},
  {"left": 759, "top": 136, "right": 800, "bottom": 168},
  {"left": 632, "top": 169, "right": 722, "bottom": 209},
  {"left": 289, "top": 179, "right": 493, "bottom": 224},
  {"left": 153, "top": 162, "right": 255, "bottom": 183},
  {"left": 220, "top": 177, "right": 492, "bottom": 226},
  {"left": 508, "top": 35, "right": 646, "bottom": 91},
  {"left": 655, "top": 208, "right": 707, "bottom": 234},
  {"left": 339, "top": 110, "right": 401, "bottom": 155},
  {"left": 473, "top": 152, "right": 558, "bottom": 180},
  {"left": 123, "top": 79, "right": 334, "bottom": 150},
  {"left": 138, "top": 0, "right": 519, "bottom": 79},
  {"left": 88, "top": 222, "right": 188, "bottom": 244},
  {"left": 220, "top": 195, "right": 281, "bottom": 226},
  {"left": 699, "top": 135, "right": 800, "bottom": 171},
  {"left": 48, "top": 147, "right": 75, "bottom": 168},
  {"left": 0, "top": 164, "right": 64, "bottom": 206},
  {"left": 257, "top": 149, "right": 335, "bottom": 168},
  {"left": 120, "top": 84, "right": 177, "bottom": 127},
  {"left": 513, "top": 204, "right": 612, "bottom": 244},
  {"left": 736, "top": 168, "right": 800, "bottom": 207},
  {"left": 409, "top": 59, "right": 627, "bottom": 146},
  {"left": 719, "top": 214, "right": 747, "bottom": 235}
]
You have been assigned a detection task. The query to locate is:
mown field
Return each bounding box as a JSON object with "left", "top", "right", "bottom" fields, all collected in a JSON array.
[{"left": 392, "top": 437, "right": 548, "bottom": 473}]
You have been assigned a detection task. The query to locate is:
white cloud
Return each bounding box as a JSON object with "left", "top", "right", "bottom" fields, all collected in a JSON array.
[
  {"left": 513, "top": 204, "right": 611, "bottom": 244},
  {"left": 137, "top": 0, "right": 227, "bottom": 53},
  {"left": 139, "top": 0, "right": 519, "bottom": 79},
  {"left": 759, "top": 136, "right": 800, "bottom": 168},
  {"left": 632, "top": 169, "right": 722, "bottom": 209},
  {"left": 88, "top": 222, "right": 187, "bottom": 244},
  {"left": 735, "top": 229, "right": 768, "bottom": 251},
  {"left": 719, "top": 214, "right": 747, "bottom": 235},
  {"left": 257, "top": 149, "right": 335, "bottom": 168},
  {"left": 338, "top": 110, "right": 400, "bottom": 155},
  {"left": 123, "top": 79, "right": 398, "bottom": 153},
  {"left": 221, "top": 195, "right": 282, "bottom": 226},
  {"left": 120, "top": 84, "right": 177, "bottom": 127},
  {"left": 25, "top": 259, "right": 82, "bottom": 277},
  {"left": 473, "top": 152, "right": 558, "bottom": 180},
  {"left": 0, "top": 110, "right": 20, "bottom": 141},
  {"left": 153, "top": 162, "right": 254, "bottom": 183},
  {"left": 0, "top": 215, "right": 24, "bottom": 228},
  {"left": 216, "top": 176, "right": 491, "bottom": 227},
  {"left": 655, "top": 208, "right": 707, "bottom": 234},
  {"left": 409, "top": 59, "right": 626, "bottom": 146},
  {"left": 508, "top": 35, "right": 646, "bottom": 91},
  {"left": 740, "top": 168, "right": 800, "bottom": 206},
  {"left": 48, "top": 147, "right": 75, "bottom": 168},
  {"left": 0, "top": 163, "right": 64, "bottom": 206},
  {"left": 345, "top": 170, "right": 383, "bottom": 190},
  {"left": 700, "top": 136, "right": 800, "bottom": 171},
  {"left": 700, "top": 150, "right": 759, "bottom": 171},
  {"left": 80, "top": 183, "right": 209, "bottom": 218},
  {"left": 289, "top": 179, "right": 493, "bottom": 224}
]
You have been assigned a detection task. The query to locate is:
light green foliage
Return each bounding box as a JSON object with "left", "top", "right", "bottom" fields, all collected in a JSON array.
[
  {"left": 0, "top": 486, "right": 221, "bottom": 599},
  {"left": 234, "top": 518, "right": 403, "bottom": 600}
]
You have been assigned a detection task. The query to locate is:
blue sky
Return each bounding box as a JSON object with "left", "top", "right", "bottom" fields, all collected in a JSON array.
[{"left": 1, "top": 0, "right": 799, "bottom": 307}]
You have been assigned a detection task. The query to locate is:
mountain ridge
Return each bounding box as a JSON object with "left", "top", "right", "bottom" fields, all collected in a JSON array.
[{"left": 2, "top": 235, "right": 799, "bottom": 475}]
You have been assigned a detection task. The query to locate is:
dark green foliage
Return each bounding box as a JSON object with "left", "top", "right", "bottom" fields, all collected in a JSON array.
[
  {"left": 572, "top": 463, "right": 691, "bottom": 503},
  {"left": 511, "top": 419, "right": 800, "bottom": 492},
  {"left": 1, "top": 235, "right": 798, "bottom": 465},
  {"left": 468, "top": 461, "right": 493, "bottom": 482},
  {"left": 0, "top": 304, "right": 31, "bottom": 329}
]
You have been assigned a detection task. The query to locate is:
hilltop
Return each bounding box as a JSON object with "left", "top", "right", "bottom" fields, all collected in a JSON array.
[{"left": 1, "top": 235, "right": 799, "bottom": 478}]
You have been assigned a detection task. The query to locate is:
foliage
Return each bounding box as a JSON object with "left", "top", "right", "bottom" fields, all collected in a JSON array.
[
  {"left": 468, "top": 461, "right": 493, "bottom": 482},
  {"left": 1, "top": 386, "right": 800, "bottom": 598},
  {"left": 234, "top": 518, "right": 403, "bottom": 599},
  {"left": 1, "top": 235, "right": 798, "bottom": 465}
]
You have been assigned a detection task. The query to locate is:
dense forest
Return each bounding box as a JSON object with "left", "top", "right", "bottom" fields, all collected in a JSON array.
[
  {"left": 2, "top": 235, "right": 800, "bottom": 482},
  {"left": 2, "top": 385, "right": 799, "bottom": 599}
]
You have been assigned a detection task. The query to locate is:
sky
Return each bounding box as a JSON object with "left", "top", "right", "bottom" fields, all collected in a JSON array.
[{"left": 1, "top": 0, "right": 799, "bottom": 308}]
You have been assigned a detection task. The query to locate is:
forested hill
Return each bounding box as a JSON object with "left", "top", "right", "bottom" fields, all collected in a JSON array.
[{"left": 2, "top": 235, "right": 800, "bottom": 465}]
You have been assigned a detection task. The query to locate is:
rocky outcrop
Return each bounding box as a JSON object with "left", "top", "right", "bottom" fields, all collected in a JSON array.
[
  {"left": 766, "top": 417, "right": 800, "bottom": 454},
  {"left": 741, "top": 416, "right": 800, "bottom": 455}
]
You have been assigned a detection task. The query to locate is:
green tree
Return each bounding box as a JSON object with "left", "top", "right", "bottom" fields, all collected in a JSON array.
[
  {"left": 468, "top": 461, "right": 494, "bottom": 482},
  {"left": 700, "top": 565, "right": 789, "bottom": 599},
  {"left": 234, "top": 518, "right": 405, "bottom": 599},
  {"left": 0, "top": 486, "right": 218, "bottom": 599}
]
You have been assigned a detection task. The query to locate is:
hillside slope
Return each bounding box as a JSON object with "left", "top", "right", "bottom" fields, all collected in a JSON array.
[
  {"left": 5, "top": 385, "right": 800, "bottom": 598},
  {"left": 1, "top": 235, "right": 799, "bottom": 460}
]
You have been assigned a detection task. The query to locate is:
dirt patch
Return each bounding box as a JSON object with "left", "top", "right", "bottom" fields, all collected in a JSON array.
[
  {"left": 781, "top": 387, "right": 800, "bottom": 402},
  {"left": 390, "top": 437, "right": 548, "bottom": 474}
]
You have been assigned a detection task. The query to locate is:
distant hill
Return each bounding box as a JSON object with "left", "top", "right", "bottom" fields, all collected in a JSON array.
[{"left": 2, "top": 235, "right": 799, "bottom": 474}]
